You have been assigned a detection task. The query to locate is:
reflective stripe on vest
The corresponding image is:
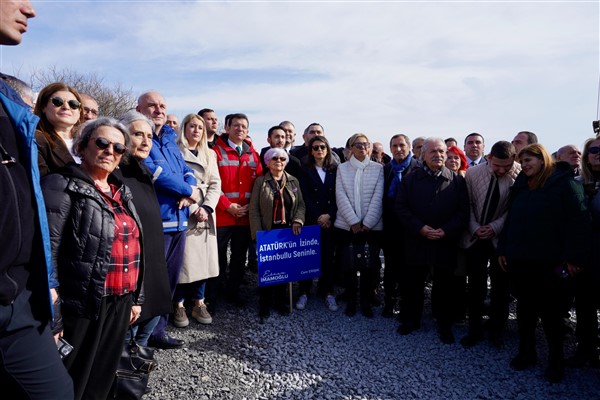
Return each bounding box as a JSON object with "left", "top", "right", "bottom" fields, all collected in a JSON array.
[
  {"left": 152, "top": 166, "right": 163, "bottom": 183},
  {"left": 163, "top": 220, "right": 188, "bottom": 229},
  {"left": 216, "top": 143, "right": 258, "bottom": 168},
  {"left": 224, "top": 192, "right": 240, "bottom": 198}
]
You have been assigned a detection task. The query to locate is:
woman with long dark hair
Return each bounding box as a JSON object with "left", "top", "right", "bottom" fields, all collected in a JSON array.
[
  {"left": 296, "top": 136, "right": 339, "bottom": 311},
  {"left": 34, "top": 82, "right": 83, "bottom": 176}
]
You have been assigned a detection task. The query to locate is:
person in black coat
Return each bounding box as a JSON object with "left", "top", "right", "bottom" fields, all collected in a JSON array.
[
  {"left": 382, "top": 134, "right": 420, "bottom": 316},
  {"left": 297, "top": 136, "right": 339, "bottom": 311},
  {"left": 498, "top": 144, "right": 591, "bottom": 383},
  {"left": 395, "top": 137, "right": 468, "bottom": 344},
  {"left": 117, "top": 111, "right": 172, "bottom": 347}
]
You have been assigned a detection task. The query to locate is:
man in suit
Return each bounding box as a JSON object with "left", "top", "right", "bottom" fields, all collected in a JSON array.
[
  {"left": 259, "top": 125, "right": 301, "bottom": 176},
  {"left": 382, "top": 134, "right": 419, "bottom": 317},
  {"left": 464, "top": 132, "right": 486, "bottom": 167},
  {"left": 460, "top": 141, "right": 521, "bottom": 348}
]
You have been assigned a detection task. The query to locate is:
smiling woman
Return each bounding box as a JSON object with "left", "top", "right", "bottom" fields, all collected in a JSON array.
[{"left": 34, "top": 82, "right": 83, "bottom": 176}]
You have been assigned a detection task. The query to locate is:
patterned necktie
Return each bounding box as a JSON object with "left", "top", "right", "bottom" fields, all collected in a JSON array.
[{"left": 236, "top": 146, "right": 242, "bottom": 156}]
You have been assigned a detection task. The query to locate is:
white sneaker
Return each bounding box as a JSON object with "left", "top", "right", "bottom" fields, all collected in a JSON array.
[
  {"left": 296, "top": 294, "right": 308, "bottom": 310},
  {"left": 326, "top": 295, "right": 338, "bottom": 312}
]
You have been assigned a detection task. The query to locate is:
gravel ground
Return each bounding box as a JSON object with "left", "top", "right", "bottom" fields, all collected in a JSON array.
[{"left": 145, "top": 274, "right": 600, "bottom": 400}]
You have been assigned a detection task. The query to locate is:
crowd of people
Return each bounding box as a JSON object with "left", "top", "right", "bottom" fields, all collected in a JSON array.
[{"left": 1, "top": 2, "right": 599, "bottom": 399}]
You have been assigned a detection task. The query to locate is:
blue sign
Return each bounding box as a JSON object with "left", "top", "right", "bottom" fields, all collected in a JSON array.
[{"left": 256, "top": 225, "right": 321, "bottom": 287}]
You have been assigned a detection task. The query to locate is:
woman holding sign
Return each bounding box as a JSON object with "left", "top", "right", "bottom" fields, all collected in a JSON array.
[
  {"left": 335, "top": 133, "right": 384, "bottom": 318},
  {"left": 250, "top": 147, "right": 305, "bottom": 323}
]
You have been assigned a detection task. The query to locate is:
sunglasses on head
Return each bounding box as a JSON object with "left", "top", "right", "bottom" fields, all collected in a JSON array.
[
  {"left": 50, "top": 96, "right": 80, "bottom": 110},
  {"left": 353, "top": 142, "right": 370, "bottom": 149},
  {"left": 271, "top": 156, "right": 287, "bottom": 162},
  {"left": 312, "top": 144, "right": 327, "bottom": 151},
  {"left": 588, "top": 146, "right": 600, "bottom": 155},
  {"left": 94, "top": 137, "right": 127, "bottom": 155}
]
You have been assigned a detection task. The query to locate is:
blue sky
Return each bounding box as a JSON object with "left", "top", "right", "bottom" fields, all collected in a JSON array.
[{"left": 1, "top": 0, "right": 598, "bottom": 153}]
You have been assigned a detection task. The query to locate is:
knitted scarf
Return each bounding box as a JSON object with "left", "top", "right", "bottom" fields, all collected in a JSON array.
[
  {"left": 387, "top": 152, "right": 413, "bottom": 199},
  {"left": 349, "top": 155, "right": 370, "bottom": 220}
]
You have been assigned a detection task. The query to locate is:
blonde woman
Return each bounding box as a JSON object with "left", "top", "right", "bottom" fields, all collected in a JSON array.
[
  {"left": 335, "top": 133, "right": 384, "bottom": 318},
  {"left": 173, "top": 114, "right": 221, "bottom": 326}
]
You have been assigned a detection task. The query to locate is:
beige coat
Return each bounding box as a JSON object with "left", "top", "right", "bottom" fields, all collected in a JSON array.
[
  {"left": 178, "top": 145, "right": 222, "bottom": 283},
  {"left": 459, "top": 160, "right": 521, "bottom": 249}
]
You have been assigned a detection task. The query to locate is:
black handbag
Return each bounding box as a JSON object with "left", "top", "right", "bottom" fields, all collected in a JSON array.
[{"left": 110, "top": 329, "right": 157, "bottom": 400}]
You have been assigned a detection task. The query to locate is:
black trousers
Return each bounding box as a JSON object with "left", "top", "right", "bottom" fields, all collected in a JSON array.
[
  {"left": 336, "top": 229, "right": 382, "bottom": 306},
  {"left": 510, "top": 262, "right": 568, "bottom": 362},
  {"left": 208, "top": 226, "right": 251, "bottom": 306},
  {"left": 399, "top": 262, "right": 455, "bottom": 329},
  {"left": 0, "top": 288, "right": 73, "bottom": 400},
  {"left": 464, "top": 239, "right": 510, "bottom": 333},
  {"left": 574, "top": 268, "right": 600, "bottom": 353},
  {"left": 63, "top": 294, "right": 133, "bottom": 400}
]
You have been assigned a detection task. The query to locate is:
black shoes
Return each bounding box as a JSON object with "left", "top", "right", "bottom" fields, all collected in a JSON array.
[
  {"left": 438, "top": 327, "right": 455, "bottom": 345},
  {"left": 148, "top": 335, "right": 185, "bottom": 349},
  {"left": 510, "top": 352, "right": 537, "bottom": 371},
  {"left": 397, "top": 322, "right": 420, "bottom": 336},
  {"left": 460, "top": 331, "right": 484, "bottom": 348},
  {"left": 360, "top": 303, "right": 374, "bottom": 318},
  {"left": 345, "top": 303, "right": 357, "bottom": 317},
  {"left": 545, "top": 363, "right": 565, "bottom": 383}
]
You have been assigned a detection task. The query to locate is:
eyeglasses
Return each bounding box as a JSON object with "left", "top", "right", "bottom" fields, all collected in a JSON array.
[
  {"left": 50, "top": 96, "right": 80, "bottom": 110},
  {"left": 83, "top": 106, "right": 98, "bottom": 116},
  {"left": 94, "top": 137, "right": 127, "bottom": 155},
  {"left": 312, "top": 144, "right": 327, "bottom": 151},
  {"left": 271, "top": 156, "right": 287, "bottom": 162},
  {"left": 588, "top": 146, "right": 600, "bottom": 155},
  {"left": 353, "top": 142, "right": 370, "bottom": 150}
]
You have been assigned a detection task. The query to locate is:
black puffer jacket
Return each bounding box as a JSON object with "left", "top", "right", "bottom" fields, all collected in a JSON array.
[{"left": 42, "top": 164, "right": 144, "bottom": 319}]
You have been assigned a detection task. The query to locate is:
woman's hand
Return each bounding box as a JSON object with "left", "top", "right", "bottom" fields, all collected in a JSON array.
[
  {"left": 292, "top": 222, "right": 302, "bottom": 235},
  {"left": 195, "top": 207, "right": 209, "bottom": 222},
  {"left": 317, "top": 214, "right": 331, "bottom": 228},
  {"left": 130, "top": 305, "right": 141, "bottom": 325},
  {"left": 498, "top": 256, "right": 507, "bottom": 272},
  {"left": 567, "top": 263, "right": 583, "bottom": 277},
  {"left": 351, "top": 223, "right": 362, "bottom": 234}
]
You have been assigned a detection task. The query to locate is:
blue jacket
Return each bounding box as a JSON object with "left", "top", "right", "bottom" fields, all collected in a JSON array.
[
  {"left": 144, "top": 124, "right": 197, "bottom": 232},
  {"left": 0, "top": 79, "right": 56, "bottom": 320}
]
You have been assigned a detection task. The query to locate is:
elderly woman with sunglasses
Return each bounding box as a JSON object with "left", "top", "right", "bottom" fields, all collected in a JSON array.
[
  {"left": 335, "top": 134, "right": 384, "bottom": 318},
  {"left": 568, "top": 138, "right": 600, "bottom": 368},
  {"left": 34, "top": 82, "right": 84, "bottom": 176},
  {"left": 250, "top": 147, "right": 305, "bottom": 322},
  {"left": 42, "top": 117, "right": 144, "bottom": 400}
]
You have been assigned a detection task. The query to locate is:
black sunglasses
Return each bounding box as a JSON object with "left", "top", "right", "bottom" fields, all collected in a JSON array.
[
  {"left": 588, "top": 146, "right": 600, "bottom": 155},
  {"left": 271, "top": 156, "right": 287, "bottom": 162},
  {"left": 312, "top": 144, "right": 327, "bottom": 151},
  {"left": 353, "top": 142, "right": 370, "bottom": 149},
  {"left": 94, "top": 137, "right": 127, "bottom": 155},
  {"left": 50, "top": 96, "right": 80, "bottom": 110}
]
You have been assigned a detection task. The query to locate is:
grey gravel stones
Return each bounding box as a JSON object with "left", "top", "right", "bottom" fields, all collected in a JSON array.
[{"left": 145, "top": 287, "right": 599, "bottom": 399}]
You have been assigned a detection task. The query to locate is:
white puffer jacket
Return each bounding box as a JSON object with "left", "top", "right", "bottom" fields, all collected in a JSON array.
[{"left": 334, "top": 159, "right": 384, "bottom": 231}]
